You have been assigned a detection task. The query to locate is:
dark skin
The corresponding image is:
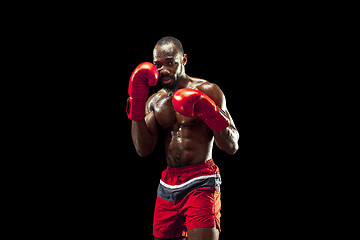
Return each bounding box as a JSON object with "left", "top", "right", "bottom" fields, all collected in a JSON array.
[{"left": 131, "top": 42, "right": 239, "bottom": 240}]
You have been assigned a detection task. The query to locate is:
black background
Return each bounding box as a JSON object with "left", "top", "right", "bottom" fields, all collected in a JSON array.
[
  {"left": 59, "top": 29, "right": 249, "bottom": 239},
  {"left": 26, "top": 7, "right": 314, "bottom": 239}
]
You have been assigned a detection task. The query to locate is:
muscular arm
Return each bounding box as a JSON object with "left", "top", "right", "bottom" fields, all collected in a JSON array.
[
  {"left": 199, "top": 83, "right": 239, "bottom": 155},
  {"left": 131, "top": 95, "right": 159, "bottom": 157},
  {"left": 213, "top": 110, "right": 239, "bottom": 155}
]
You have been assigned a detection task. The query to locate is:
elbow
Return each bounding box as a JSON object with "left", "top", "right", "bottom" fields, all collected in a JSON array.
[
  {"left": 226, "top": 143, "right": 239, "bottom": 155},
  {"left": 229, "top": 133, "right": 240, "bottom": 155},
  {"left": 136, "top": 148, "right": 152, "bottom": 158},
  {"left": 225, "top": 135, "right": 239, "bottom": 155},
  {"left": 137, "top": 151, "right": 150, "bottom": 158},
  {"left": 224, "top": 129, "right": 239, "bottom": 155},
  {"left": 216, "top": 135, "right": 239, "bottom": 155},
  {"left": 135, "top": 145, "right": 154, "bottom": 158},
  {"left": 219, "top": 141, "right": 239, "bottom": 155}
]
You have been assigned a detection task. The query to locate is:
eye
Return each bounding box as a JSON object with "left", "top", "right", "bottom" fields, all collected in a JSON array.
[
  {"left": 155, "top": 63, "right": 162, "bottom": 69},
  {"left": 168, "top": 61, "right": 175, "bottom": 66}
]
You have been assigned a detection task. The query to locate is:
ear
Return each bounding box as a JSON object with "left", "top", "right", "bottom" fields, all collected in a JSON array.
[{"left": 182, "top": 54, "right": 187, "bottom": 66}]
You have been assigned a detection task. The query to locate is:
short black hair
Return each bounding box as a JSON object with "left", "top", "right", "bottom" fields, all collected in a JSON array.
[{"left": 155, "top": 36, "right": 184, "bottom": 54}]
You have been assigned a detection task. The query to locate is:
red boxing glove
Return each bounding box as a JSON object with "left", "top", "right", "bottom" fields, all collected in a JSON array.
[
  {"left": 172, "top": 88, "right": 230, "bottom": 131},
  {"left": 126, "top": 62, "right": 159, "bottom": 120}
]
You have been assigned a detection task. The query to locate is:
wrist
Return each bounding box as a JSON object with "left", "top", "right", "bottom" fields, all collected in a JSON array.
[
  {"left": 202, "top": 106, "right": 230, "bottom": 131},
  {"left": 126, "top": 97, "right": 146, "bottom": 121}
]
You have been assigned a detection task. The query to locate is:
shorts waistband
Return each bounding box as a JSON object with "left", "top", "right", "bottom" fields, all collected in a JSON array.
[{"left": 166, "top": 159, "right": 215, "bottom": 175}]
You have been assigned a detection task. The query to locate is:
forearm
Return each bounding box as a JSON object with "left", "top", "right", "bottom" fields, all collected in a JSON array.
[
  {"left": 213, "top": 126, "right": 239, "bottom": 155},
  {"left": 131, "top": 120, "right": 156, "bottom": 157}
]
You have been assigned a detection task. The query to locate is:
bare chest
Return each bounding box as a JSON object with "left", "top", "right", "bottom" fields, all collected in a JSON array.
[{"left": 153, "top": 95, "right": 201, "bottom": 130}]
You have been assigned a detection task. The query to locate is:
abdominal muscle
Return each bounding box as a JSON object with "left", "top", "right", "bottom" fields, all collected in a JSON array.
[
  {"left": 164, "top": 121, "right": 214, "bottom": 167},
  {"left": 151, "top": 90, "right": 214, "bottom": 167}
]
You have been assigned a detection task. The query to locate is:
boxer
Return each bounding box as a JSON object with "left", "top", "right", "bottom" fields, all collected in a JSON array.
[{"left": 127, "top": 36, "right": 239, "bottom": 240}]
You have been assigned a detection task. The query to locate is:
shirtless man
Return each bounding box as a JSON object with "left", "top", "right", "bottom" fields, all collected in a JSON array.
[{"left": 126, "top": 36, "right": 239, "bottom": 240}]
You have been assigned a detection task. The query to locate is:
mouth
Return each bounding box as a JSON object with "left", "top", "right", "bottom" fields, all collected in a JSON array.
[{"left": 161, "top": 77, "right": 173, "bottom": 85}]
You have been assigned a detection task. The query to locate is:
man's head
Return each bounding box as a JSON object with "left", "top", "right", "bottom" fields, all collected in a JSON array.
[{"left": 153, "top": 36, "right": 187, "bottom": 91}]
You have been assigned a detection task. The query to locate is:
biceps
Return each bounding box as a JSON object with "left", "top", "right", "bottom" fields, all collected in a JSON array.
[{"left": 145, "top": 111, "right": 159, "bottom": 143}]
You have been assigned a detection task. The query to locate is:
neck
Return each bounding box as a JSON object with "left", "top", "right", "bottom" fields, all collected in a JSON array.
[{"left": 173, "top": 74, "right": 190, "bottom": 92}]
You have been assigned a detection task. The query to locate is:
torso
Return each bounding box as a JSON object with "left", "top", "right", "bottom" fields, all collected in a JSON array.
[{"left": 148, "top": 77, "right": 214, "bottom": 167}]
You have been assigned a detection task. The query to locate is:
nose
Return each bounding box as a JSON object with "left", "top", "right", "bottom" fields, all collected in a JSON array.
[{"left": 160, "top": 68, "right": 170, "bottom": 76}]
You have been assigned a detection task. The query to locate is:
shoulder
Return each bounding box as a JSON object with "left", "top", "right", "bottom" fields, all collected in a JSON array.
[
  {"left": 190, "top": 77, "right": 223, "bottom": 95},
  {"left": 146, "top": 89, "right": 167, "bottom": 113},
  {"left": 192, "top": 78, "right": 226, "bottom": 108}
]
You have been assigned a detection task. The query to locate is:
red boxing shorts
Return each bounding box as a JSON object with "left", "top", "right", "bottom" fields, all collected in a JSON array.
[{"left": 153, "top": 159, "right": 221, "bottom": 239}]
